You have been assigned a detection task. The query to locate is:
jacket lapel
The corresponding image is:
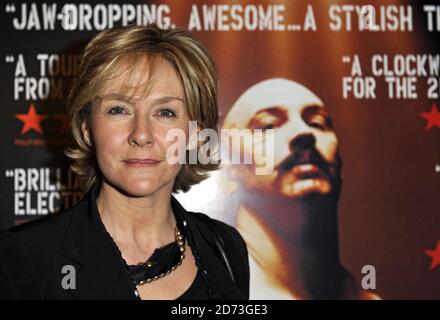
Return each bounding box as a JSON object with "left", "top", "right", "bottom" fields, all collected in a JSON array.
[
  {"left": 171, "top": 196, "right": 247, "bottom": 299},
  {"left": 58, "top": 184, "right": 136, "bottom": 300}
]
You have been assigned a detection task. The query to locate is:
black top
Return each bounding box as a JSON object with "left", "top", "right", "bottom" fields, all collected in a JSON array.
[
  {"left": 176, "top": 269, "right": 207, "bottom": 300},
  {"left": 0, "top": 182, "right": 249, "bottom": 300}
]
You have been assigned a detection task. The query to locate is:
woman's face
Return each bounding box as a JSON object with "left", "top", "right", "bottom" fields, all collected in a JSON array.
[{"left": 83, "top": 57, "right": 190, "bottom": 197}]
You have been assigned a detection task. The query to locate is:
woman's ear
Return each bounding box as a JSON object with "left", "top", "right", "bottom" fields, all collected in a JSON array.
[{"left": 81, "top": 121, "right": 93, "bottom": 147}]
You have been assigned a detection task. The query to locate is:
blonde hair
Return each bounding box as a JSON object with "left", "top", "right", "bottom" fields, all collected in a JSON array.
[{"left": 64, "top": 24, "right": 219, "bottom": 193}]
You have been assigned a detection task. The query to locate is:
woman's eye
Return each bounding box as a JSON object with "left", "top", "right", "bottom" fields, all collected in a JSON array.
[
  {"left": 107, "top": 106, "right": 127, "bottom": 115},
  {"left": 158, "top": 108, "right": 176, "bottom": 118}
]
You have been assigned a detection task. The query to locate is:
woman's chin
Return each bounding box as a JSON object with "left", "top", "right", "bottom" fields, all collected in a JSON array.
[{"left": 114, "top": 180, "right": 166, "bottom": 198}]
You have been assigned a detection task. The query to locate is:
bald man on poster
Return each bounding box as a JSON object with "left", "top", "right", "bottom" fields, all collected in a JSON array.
[{"left": 221, "top": 78, "right": 379, "bottom": 300}]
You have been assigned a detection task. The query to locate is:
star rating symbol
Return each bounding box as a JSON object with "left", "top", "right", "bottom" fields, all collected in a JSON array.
[
  {"left": 420, "top": 103, "right": 440, "bottom": 131},
  {"left": 15, "top": 104, "right": 48, "bottom": 135},
  {"left": 425, "top": 241, "right": 440, "bottom": 271}
]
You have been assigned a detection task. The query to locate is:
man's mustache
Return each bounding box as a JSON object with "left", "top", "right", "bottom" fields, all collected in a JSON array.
[{"left": 276, "top": 148, "right": 338, "bottom": 177}]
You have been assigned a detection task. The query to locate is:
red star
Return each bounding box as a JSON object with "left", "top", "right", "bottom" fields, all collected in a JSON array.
[
  {"left": 53, "top": 114, "right": 71, "bottom": 134},
  {"left": 15, "top": 104, "right": 48, "bottom": 135},
  {"left": 425, "top": 241, "right": 440, "bottom": 271},
  {"left": 420, "top": 103, "right": 440, "bottom": 131}
]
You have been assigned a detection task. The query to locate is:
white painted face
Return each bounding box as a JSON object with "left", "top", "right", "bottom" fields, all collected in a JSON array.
[
  {"left": 223, "top": 78, "right": 340, "bottom": 199},
  {"left": 82, "top": 57, "right": 190, "bottom": 197}
]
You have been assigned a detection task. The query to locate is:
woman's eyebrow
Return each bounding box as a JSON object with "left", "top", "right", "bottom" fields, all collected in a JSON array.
[
  {"left": 99, "top": 94, "right": 184, "bottom": 105},
  {"left": 154, "top": 96, "right": 185, "bottom": 105},
  {"left": 99, "top": 93, "right": 135, "bottom": 103}
]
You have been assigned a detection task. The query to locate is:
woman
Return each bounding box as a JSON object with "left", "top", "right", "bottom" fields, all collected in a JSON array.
[{"left": 0, "top": 25, "right": 249, "bottom": 300}]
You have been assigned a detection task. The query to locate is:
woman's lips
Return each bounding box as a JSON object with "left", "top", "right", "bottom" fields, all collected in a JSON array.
[{"left": 123, "top": 159, "right": 161, "bottom": 167}]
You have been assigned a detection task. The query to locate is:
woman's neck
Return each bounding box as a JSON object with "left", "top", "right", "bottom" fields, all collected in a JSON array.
[{"left": 96, "top": 181, "right": 177, "bottom": 264}]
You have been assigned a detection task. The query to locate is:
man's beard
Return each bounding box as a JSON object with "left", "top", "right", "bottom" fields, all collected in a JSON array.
[{"left": 239, "top": 148, "right": 343, "bottom": 243}]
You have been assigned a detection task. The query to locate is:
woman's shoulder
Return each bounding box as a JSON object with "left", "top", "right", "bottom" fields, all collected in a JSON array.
[
  {"left": 185, "top": 211, "right": 249, "bottom": 272},
  {"left": 0, "top": 204, "right": 87, "bottom": 299},
  {"left": 186, "top": 211, "right": 246, "bottom": 248},
  {"left": 0, "top": 195, "right": 88, "bottom": 254},
  {"left": 0, "top": 213, "right": 69, "bottom": 264},
  {"left": 186, "top": 211, "right": 250, "bottom": 298},
  {"left": 2, "top": 209, "right": 70, "bottom": 240}
]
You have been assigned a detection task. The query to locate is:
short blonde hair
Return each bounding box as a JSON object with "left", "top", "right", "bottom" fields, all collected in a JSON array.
[{"left": 64, "top": 24, "right": 219, "bottom": 193}]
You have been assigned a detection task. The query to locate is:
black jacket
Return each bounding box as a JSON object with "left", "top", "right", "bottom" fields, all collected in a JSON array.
[{"left": 0, "top": 184, "right": 249, "bottom": 300}]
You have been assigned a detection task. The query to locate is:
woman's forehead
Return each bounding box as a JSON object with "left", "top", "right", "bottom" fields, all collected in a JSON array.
[{"left": 98, "top": 55, "right": 183, "bottom": 100}]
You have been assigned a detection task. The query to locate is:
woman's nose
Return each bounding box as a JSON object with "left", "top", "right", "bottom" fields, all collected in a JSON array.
[{"left": 128, "top": 117, "right": 155, "bottom": 147}]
